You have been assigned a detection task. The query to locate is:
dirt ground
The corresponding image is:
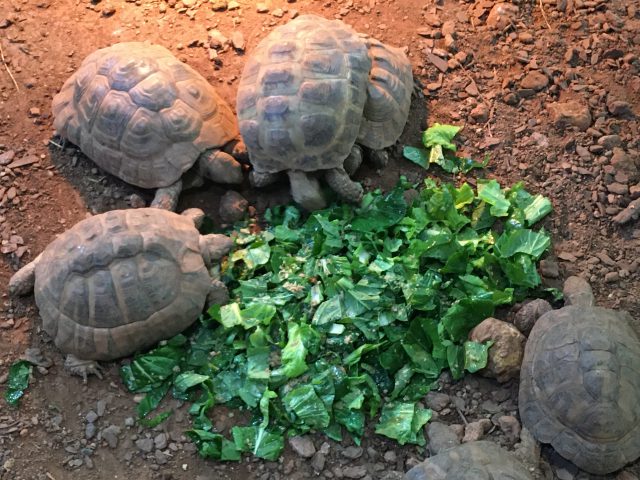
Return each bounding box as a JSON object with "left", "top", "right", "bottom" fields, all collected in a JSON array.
[{"left": 0, "top": 0, "right": 639, "bottom": 479}]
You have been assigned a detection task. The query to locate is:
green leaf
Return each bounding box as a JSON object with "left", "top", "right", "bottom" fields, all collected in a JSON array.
[
  {"left": 403, "top": 146, "right": 430, "bottom": 168},
  {"left": 477, "top": 179, "right": 510, "bottom": 217},
  {"left": 523, "top": 194, "right": 553, "bottom": 225},
  {"left": 422, "top": 123, "right": 461, "bottom": 151},
  {"left": 139, "top": 410, "right": 172, "bottom": 428},
  {"left": 283, "top": 384, "right": 331, "bottom": 429},
  {"left": 495, "top": 229, "right": 551, "bottom": 259},
  {"left": 352, "top": 188, "right": 407, "bottom": 232},
  {"left": 278, "top": 323, "right": 310, "bottom": 378},
  {"left": 4, "top": 360, "right": 32, "bottom": 406},
  {"left": 312, "top": 296, "right": 343, "bottom": 325},
  {"left": 188, "top": 429, "right": 242, "bottom": 461},
  {"left": 173, "top": 373, "right": 210, "bottom": 395},
  {"left": 374, "top": 402, "right": 432, "bottom": 445},
  {"left": 231, "top": 427, "right": 284, "bottom": 461},
  {"left": 441, "top": 298, "right": 495, "bottom": 342},
  {"left": 137, "top": 382, "right": 170, "bottom": 418},
  {"left": 464, "top": 341, "right": 491, "bottom": 373}
]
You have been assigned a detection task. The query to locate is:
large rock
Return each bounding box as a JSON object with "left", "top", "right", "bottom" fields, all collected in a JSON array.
[
  {"left": 469, "top": 318, "right": 526, "bottom": 382},
  {"left": 547, "top": 101, "right": 592, "bottom": 131}
]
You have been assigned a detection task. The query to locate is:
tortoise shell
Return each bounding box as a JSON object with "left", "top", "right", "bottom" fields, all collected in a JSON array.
[
  {"left": 519, "top": 305, "right": 640, "bottom": 475},
  {"left": 52, "top": 42, "right": 237, "bottom": 189},
  {"left": 34, "top": 209, "right": 211, "bottom": 361},
  {"left": 357, "top": 37, "right": 413, "bottom": 150},
  {"left": 405, "top": 441, "right": 533, "bottom": 480},
  {"left": 236, "top": 15, "right": 371, "bottom": 174}
]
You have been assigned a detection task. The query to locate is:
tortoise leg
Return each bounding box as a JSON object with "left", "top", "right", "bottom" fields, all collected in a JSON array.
[
  {"left": 9, "top": 253, "right": 43, "bottom": 296},
  {"left": 198, "top": 149, "right": 243, "bottom": 184},
  {"left": 364, "top": 147, "right": 389, "bottom": 169},
  {"left": 325, "top": 167, "right": 364, "bottom": 205},
  {"left": 64, "top": 354, "right": 103, "bottom": 384},
  {"left": 151, "top": 179, "right": 182, "bottom": 211},
  {"left": 344, "top": 144, "right": 363, "bottom": 176},
  {"left": 206, "top": 279, "right": 230, "bottom": 309},
  {"left": 250, "top": 170, "right": 282, "bottom": 188},
  {"left": 287, "top": 170, "right": 327, "bottom": 211}
]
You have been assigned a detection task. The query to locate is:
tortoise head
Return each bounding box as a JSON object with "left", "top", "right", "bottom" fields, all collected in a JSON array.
[{"left": 199, "top": 234, "right": 234, "bottom": 267}]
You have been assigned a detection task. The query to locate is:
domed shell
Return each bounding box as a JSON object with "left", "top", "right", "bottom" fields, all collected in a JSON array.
[
  {"left": 236, "top": 15, "right": 371, "bottom": 174},
  {"left": 357, "top": 38, "right": 413, "bottom": 150},
  {"left": 52, "top": 42, "right": 237, "bottom": 189},
  {"left": 33, "top": 209, "right": 211, "bottom": 361},
  {"left": 519, "top": 305, "right": 640, "bottom": 475},
  {"left": 405, "top": 441, "right": 533, "bottom": 480}
]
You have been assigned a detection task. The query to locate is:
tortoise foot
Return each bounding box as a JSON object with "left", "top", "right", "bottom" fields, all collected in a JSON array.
[{"left": 64, "top": 355, "right": 103, "bottom": 384}]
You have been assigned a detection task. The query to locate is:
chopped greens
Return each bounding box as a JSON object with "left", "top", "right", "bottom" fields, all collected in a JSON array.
[
  {"left": 120, "top": 178, "right": 552, "bottom": 461},
  {"left": 403, "top": 123, "right": 489, "bottom": 174},
  {"left": 4, "top": 360, "right": 32, "bottom": 406}
]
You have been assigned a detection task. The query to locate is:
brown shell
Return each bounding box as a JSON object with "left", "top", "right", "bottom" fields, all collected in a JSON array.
[
  {"left": 52, "top": 42, "right": 237, "bottom": 189},
  {"left": 34, "top": 209, "right": 211, "bottom": 361},
  {"left": 236, "top": 15, "right": 371, "bottom": 174},
  {"left": 519, "top": 305, "right": 640, "bottom": 475}
]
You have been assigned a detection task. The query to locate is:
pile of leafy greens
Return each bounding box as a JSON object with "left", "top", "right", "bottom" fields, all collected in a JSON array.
[{"left": 120, "top": 177, "right": 552, "bottom": 461}]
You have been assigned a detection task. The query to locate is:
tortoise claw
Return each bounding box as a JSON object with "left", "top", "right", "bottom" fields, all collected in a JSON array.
[{"left": 64, "top": 355, "right": 103, "bottom": 383}]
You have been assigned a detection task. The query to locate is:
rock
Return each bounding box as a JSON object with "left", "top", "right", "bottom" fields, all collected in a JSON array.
[
  {"left": 96, "top": 398, "right": 107, "bottom": 417},
  {"left": 256, "top": 2, "right": 269, "bottom": 13},
  {"left": 101, "top": 4, "right": 115, "bottom": 16},
  {"left": 341, "top": 446, "right": 363, "bottom": 459},
  {"left": 469, "top": 317, "right": 526, "bottom": 382},
  {"left": 231, "top": 31, "right": 245, "bottom": 51},
  {"left": 208, "top": 29, "right": 229, "bottom": 49},
  {"left": 383, "top": 450, "right": 397, "bottom": 463},
  {"left": 288, "top": 435, "right": 316, "bottom": 458},
  {"left": 425, "top": 391, "right": 450, "bottom": 411},
  {"left": 210, "top": 0, "right": 227, "bottom": 10},
  {"left": 426, "top": 422, "right": 460, "bottom": 455},
  {"left": 311, "top": 451, "right": 326, "bottom": 471},
  {"left": 547, "top": 101, "right": 592, "bottom": 131},
  {"left": 124, "top": 417, "right": 135, "bottom": 427},
  {"left": 135, "top": 437, "right": 154, "bottom": 453},
  {"left": 486, "top": 3, "right": 519, "bottom": 29},
  {"left": 611, "top": 148, "right": 638, "bottom": 181},
  {"left": 219, "top": 190, "right": 248, "bottom": 223},
  {"left": 520, "top": 71, "right": 548, "bottom": 91},
  {"left": 539, "top": 259, "right": 559, "bottom": 278},
  {"left": 498, "top": 415, "right": 521, "bottom": 442},
  {"left": 0, "top": 150, "right": 15, "bottom": 165},
  {"left": 469, "top": 103, "right": 489, "bottom": 123},
  {"left": 607, "top": 97, "right": 634, "bottom": 117},
  {"left": 462, "top": 419, "right": 492, "bottom": 443},
  {"left": 342, "top": 466, "right": 368, "bottom": 479},
  {"left": 101, "top": 425, "right": 121, "bottom": 449},
  {"left": 154, "top": 433, "right": 168, "bottom": 450},
  {"left": 607, "top": 183, "right": 628, "bottom": 195},
  {"left": 604, "top": 271, "right": 619, "bottom": 283},
  {"left": 28, "top": 107, "right": 41, "bottom": 117},
  {"left": 86, "top": 411, "right": 99, "bottom": 423},
  {"left": 85, "top": 423, "right": 97, "bottom": 440},
  {"left": 513, "top": 428, "right": 541, "bottom": 470},
  {"left": 271, "top": 8, "right": 284, "bottom": 17},
  {"left": 514, "top": 299, "right": 553, "bottom": 335},
  {"left": 227, "top": 0, "right": 240, "bottom": 9},
  {"left": 155, "top": 450, "right": 169, "bottom": 465},
  {"left": 598, "top": 135, "right": 623, "bottom": 150}
]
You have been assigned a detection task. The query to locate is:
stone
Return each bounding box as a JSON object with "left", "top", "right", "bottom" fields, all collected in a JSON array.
[
  {"left": 598, "top": 135, "right": 623, "bottom": 150},
  {"left": 607, "top": 97, "right": 634, "bottom": 117},
  {"left": 256, "top": 2, "right": 269, "bottom": 13},
  {"left": 271, "top": 8, "right": 284, "bottom": 17},
  {"left": 341, "top": 446, "right": 363, "bottom": 459},
  {"left": 311, "top": 451, "right": 326, "bottom": 471},
  {"left": 469, "top": 317, "right": 526, "bottom": 382},
  {"left": 101, "top": 425, "right": 121, "bottom": 449},
  {"left": 219, "top": 190, "right": 248, "bottom": 223},
  {"left": 154, "top": 433, "right": 168, "bottom": 450},
  {"left": 547, "top": 101, "right": 592, "bottom": 131},
  {"left": 342, "top": 466, "right": 368, "bottom": 479},
  {"left": 498, "top": 415, "right": 521, "bottom": 442},
  {"left": 231, "top": 31, "right": 245, "bottom": 51},
  {"left": 611, "top": 148, "right": 639, "bottom": 181},
  {"left": 288, "top": 435, "right": 316, "bottom": 458},
  {"left": 136, "top": 437, "right": 154, "bottom": 453},
  {"left": 383, "top": 450, "right": 397, "bottom": 463},
  {"left": 514, "top": 299, "right": 553, "bottom": 335},
  {"left": 0, "top": 150, "right": 15, "bottom": 165},
  {"left": 85, "top": 423, "right": 97, "bottom": 440},
  {"left": 486, "top": 3, "right": 519, "bottom": 29},
  {"left": 227, "top": 0, "right": 240, "bottom": 9},
  {"left": 210, "top": 0, "right": 227, "bottom": 10},
  {"left": 426, "top": 422, "right": 460, "bottom": 455},
  {"left": 539, "top": 259, "right": 559, "bottom": 278},
  {"left": 469, "top": 103, "right": 489, "bottom": 123},
  {"left": 607, "top": 183, "right": 628, "bottom": 195},
  {"left": 425, "top": 392, "right": 450, "bottom": 411},
  {"left": 208, "top": 29, "right": 228, "bottom": 49},
  {"left": 86, "top": 411, "right": 99, "bottom": 423},
  {"left": 462, "top": 419, "right": 492, "bottom": 443},
  {"left": 520, "top": 71, "right": 548, "bottom": 91}
]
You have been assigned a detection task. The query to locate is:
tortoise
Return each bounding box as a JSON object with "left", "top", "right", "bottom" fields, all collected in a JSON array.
[
  {"left": 519, "top": 276, "right": 640, "bottom": 475},
  {"left": 52, "top": 42, "right": 244, "bottom": 211},
  {"left": 9, "top": 208, "right": 233, "bottom": 381},
  {"left": 405, "top": 438, "right": 533, "bottom": 480},
  {"left": 236, "top": 14, "right": 413, "bottom": 211}
]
